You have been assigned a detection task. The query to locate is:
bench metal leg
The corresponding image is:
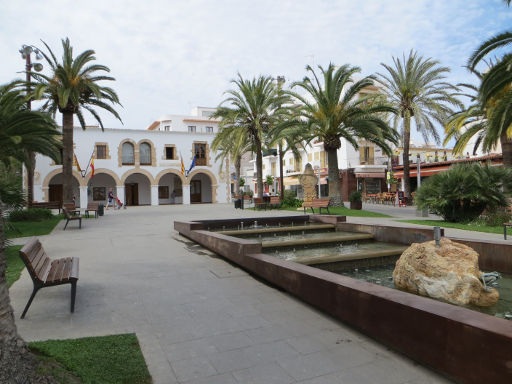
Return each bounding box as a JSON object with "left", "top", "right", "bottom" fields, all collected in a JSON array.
[
  {"left": 21, "top": 286, "right": 40, "bottom": 319},
  {"left": 70, "top": 281, "right": 77, "bottom": 313},
  {"left": 505, "top": 225, "right": 507, "bottom": 240},
  {"left": 79, "top": 218, "right": 82, "bottom": 229},
  {"left": 64, "top": 218, "right": 69, "bottom": 230}
]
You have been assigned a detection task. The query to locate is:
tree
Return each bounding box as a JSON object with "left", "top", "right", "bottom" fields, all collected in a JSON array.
[
  {"left": 211, "top": 121, "right": 250, "bottom": 197},
  {"left": 213, "top": 75, "right": 289, "bottom": 197},
  {"left": 0, "top": 82, "right": 61, "bottom": 383},
  {"left": 31, "top": 38, "right": 122, "bottom": 203},
  {"left": 290, "top": 64, "right": 398, "bottom": 206},
  {"left": 377, "top": 51, "right": 461, "bottom": 201},
  {"left": 467, "top": 2, "right": 512, "bottom": 167}
]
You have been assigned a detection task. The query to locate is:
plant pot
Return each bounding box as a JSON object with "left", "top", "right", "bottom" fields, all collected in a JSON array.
[
  {"left": 350, "top": 201, "right": 362, "bottom": 210},
  {"left": 390, "top": 184, "right": 397, "bottom": 193}
]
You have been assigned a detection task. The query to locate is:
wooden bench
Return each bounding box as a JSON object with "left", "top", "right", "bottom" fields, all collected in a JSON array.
[
  {"left": 85, "top": 202, "right": 99, "bottom": 218},
  {"left": 302, "top": 198, "right": 330, "bottom": 214},
  {"left": 63, "top": 202, "right": 80, "bottom": 216},
  {"left": 268, "top": 196, "right": 281, "bottom": 210},
  {"left": 18, "top": 238, "right": 79, "bottom": 318},
  {"left": 63, "top": 208, "right": 82, "bottom": 230},
  {"left": 505, "top": 223, "right": 512, "bottom": 240},
  {"left": 253, "top": 197, "right": 267, "bottom": 210},
  {"left": 30, "top": 201, "right": 62, "bottom": 213}
]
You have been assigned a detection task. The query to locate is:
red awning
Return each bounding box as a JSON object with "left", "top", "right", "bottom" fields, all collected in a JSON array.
[
  {"left": 355, "top": 172, "right": 386, "bottom": 178},
  {"left": 394, "top": 166, "right": 450, "bottom": 178}
]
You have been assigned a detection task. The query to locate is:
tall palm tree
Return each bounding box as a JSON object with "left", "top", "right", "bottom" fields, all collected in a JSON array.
[
  {"left": 0, "top": 82, "right": 61, "bottom": 383},
  {"left": 213, "top": 75, "right": 289, "bottom": 197},
  {"left": 211, "top": 121, "right": 250, "bottom": 197},
  {"left": 467, "top": 1, "right": 512, "bottom": 167},
  {"left": 31, "top": 38, "right": 122, "bottom": 203},
  {"left": 377, "top": 51, "right": 461, "bottom": 201},
  {"left": 290, "top": 64, "right": 398, "bottom": 206}
]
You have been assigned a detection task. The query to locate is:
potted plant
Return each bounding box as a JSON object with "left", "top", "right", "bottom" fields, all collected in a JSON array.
[
  {"left": 387, "top": 171, "right": 398, "bottom": 192},
  {"left": 349, "top": 191, "right": 363, "bottom": 210}
]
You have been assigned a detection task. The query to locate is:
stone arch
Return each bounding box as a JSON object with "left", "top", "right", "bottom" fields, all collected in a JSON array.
[
  {"left": 137, "top": 139, "right": 157, "bottom": 166},
  {"left": 155, "top": 169, "right": 187, "bottom": 185},
  {"left": 118, "top": 138, "right": 137, "bottom": 166},
  {"left": 84, "top": 168, "right": 122, "bottom": 186},
  {"left": 42, "top": 168, "right": 86, "bottom": 188},
  {"left": 120, "top": 168, "right": 156, "bottom": 185},
  {"left": 185, "top": 169, "right": 218, "bottom": 186},
  {"left": 187, "top": 169, "right": 218, "bottom": 203}
]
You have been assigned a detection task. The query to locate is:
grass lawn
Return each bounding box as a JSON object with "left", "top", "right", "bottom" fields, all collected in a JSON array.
[
  {"left": 5, "top": 214, "right": 63, "bottom": 239},
  {"left": 5, "top": 245, "right": 24, "bottom": 287},
  {"left": 399, "top": 219, "right": 505, "bottom": 235},
  {"left": 30, "top": 334, "right": 152, "bottom": 384},
  {"left": 278, "top": 206, "right": 392, "bottom": 218}
]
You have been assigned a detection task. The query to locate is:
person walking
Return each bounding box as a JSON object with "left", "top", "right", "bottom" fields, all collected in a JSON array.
[{"left": 106, "top": 188, "right": 115, "bottom": 210}]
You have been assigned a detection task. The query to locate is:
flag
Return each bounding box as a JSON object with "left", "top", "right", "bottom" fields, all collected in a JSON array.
[
  {"left": 90, "top": 157, "right": 95, "bottom": 179},
  {"left": 74, "top": 153, "right": 82, "bottom": 173},
  {"left": 180, "top": 154, "right": 185, "bottom": 176},
  {"left": 187, "top": 155, "right": 197, "bottom": 174}
]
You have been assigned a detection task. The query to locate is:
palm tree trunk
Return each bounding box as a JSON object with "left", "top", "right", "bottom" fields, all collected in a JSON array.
[
  {"left": 26, "top": 151, "right": 35, "bottom": 206},
  {"left": 501, "top": 132, "right": 512, "bottom": 168},
  {"left": 279, "top": 144, "right": 284, "bottom": 200},
  {"left": 62, "top": 112, "right": 74, "bottom": 204},
  {"left": 326, "top": 148, "right": 344, "bottom": 207},
  {"left": 0, "top": 203, "right": 55, "bottom": 383},
  {"left": 402, "top": 115, "right": 411, "bottom": 202},
  {"left": 234, "top": 155, "right": 241, "bottom": 196},
  {"left": 255, "top": 138, "right": 264, "bottom": 198}
]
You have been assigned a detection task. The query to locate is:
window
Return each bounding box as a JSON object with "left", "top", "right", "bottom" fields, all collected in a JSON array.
[
  {"left": 194, "top": 143, "right": 207, "bottom": 166},
  {"left": 56, "top": 149, "right": 63, "bottom": 165},
  {"left": 307, "top": 153, "right": 312, "bottom": 162},
  {"left": 320, "top": 151, "right": 326, "bottom": 168},
  {"left": 314, "top": 152, "right": 319, "bottom": 161},
  {"left": 360, "top": 146, "right": 374, "bottom": 165},
  {"left": 271, "top": 162, "right": 276, "bottom": 175},
  {"left": 96, "top": 145, "right": 107, "bottom": 159},
  {"left": 165, "top": 146, "right": 175, "bottom": 160},
  {"left": 140, "top": 142, "right": 152, "bottom": 165},
  {"left": 164, "top": 125, "right": 170, "bottom": 131},
  {"left": 206, "top": 126, "right": 213, "bottom": 133},
  {"left": 188, "top": 126, "right": 196, "bottom": 133},
  {"left": 122, "top": 142, "right": 134, "bottom": 165},
  {"left": 201, "top": 110, "right": 213, "bottom": 117}
]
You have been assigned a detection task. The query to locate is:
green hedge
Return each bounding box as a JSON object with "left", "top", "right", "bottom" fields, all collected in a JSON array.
[{"left": 9, "top": 208, "right": 53, "bottom": 222}]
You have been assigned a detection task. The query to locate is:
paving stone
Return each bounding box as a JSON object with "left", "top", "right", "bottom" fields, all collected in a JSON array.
[
  {"left": 185, "top": 372, "right": 238, "bottom": 384},
  {"left": 232, "top": 362, "right": 295, "bottom": 384},
  {"left": 170, "top": 356, "right": 217, "bottom": 382},
  {"left": 164, "top": 338, "right": 218, "bottom": 362},
  {"left": 207, "top": 331, "right": 254, "bottom": 352},
  {"left": 277, "top": 350, "right": 343, "bottom": 381}
]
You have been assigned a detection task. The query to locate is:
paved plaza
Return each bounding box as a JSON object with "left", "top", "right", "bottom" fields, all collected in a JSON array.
[{"left": 8, "top": 204, "right": 462, "bottom": 384}]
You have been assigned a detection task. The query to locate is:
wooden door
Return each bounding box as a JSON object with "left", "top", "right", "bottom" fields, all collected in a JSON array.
[
  {"left": 125, "top": 183, "right": 139, "bottom": 206},
  {"left": 190, "top": 180, "right": 201, "bottom": 203},
  {"left": 49, "top": 184, "right": 63, "bottom": 204}
]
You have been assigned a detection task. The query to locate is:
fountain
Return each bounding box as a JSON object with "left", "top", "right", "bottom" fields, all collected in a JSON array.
[{"left": 174, "top": 214, "right": 512, "bottom": 383}]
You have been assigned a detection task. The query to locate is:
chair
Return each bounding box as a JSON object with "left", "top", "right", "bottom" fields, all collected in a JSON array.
[{"left": 63, "top": 208, "right": 82, "bottom": 230}]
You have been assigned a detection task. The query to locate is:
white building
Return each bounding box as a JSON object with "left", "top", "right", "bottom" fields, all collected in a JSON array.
[{"left": 30, "top": 107, "right": 231, "bottom": 208}]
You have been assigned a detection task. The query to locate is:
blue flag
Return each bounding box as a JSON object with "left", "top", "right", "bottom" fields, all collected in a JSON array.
[{"left": 187, "top": 155, "right": 197, "bottom": 175}]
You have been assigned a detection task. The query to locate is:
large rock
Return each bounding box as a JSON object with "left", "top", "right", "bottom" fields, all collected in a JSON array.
[{"left": 393, "top": 238, "right": 498, "bottom": 307}]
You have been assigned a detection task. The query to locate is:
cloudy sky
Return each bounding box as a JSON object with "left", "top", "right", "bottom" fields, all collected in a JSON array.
[{"left": 1, "top": 0, "right": 511, "bottom": 135}]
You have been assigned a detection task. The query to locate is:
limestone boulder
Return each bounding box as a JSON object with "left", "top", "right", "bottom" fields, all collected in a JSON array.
[{"left": 393, "top": 238, "right": 498, "bottom": 307}]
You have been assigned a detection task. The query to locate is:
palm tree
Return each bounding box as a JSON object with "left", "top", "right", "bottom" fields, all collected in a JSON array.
[
  {"left": 31, "top": 38, "right": 122, "bottom": 203},
  {"left": 214, "top": 75, "right": 289, "bottom": 197},
  {"left": 377, "top": 51, "right": 461, "bottom": 201},
  {"left": 211, "top": 121, "right": 250, "bottom": 197},
  {"left": 290, "top": 64, "right": 398, "bottom": 206},
  {"left": 467, "top": 1, "right": 512, "bottom": 166},
  {"left": 0, "top": 82, "right": 61, "bottom": 382}
]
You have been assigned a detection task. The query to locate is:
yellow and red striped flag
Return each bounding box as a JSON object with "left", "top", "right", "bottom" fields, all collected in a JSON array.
[
  {"left": 180, "top": 154, "right": 185, "bottom": 176},
  {"left": 90, "top": 157, "right": 95, "bottom": 179},
  {"left": 74, "top": 153, "right": 82, "bottom": 173}
]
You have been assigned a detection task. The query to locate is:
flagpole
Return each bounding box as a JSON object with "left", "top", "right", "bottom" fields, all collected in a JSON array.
[{"left": 81, "top": 149, "right": 95, "bottom": 178}]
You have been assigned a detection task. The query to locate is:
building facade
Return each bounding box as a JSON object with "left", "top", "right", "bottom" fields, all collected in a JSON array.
[{"left": 30, "top": 108, "right": 231, "bottom": 208}]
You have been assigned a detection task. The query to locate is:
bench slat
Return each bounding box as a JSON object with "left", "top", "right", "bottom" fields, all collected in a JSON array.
[
  {"left": 47, "top": 259, "right": 62, "bottom": 283},
  {"left": 60, "top": 258, "right": 73, "bottom": 282},
  {"left": 34, "top": 257, "right": 51, "bottom": 280},
  {"left": 31, "top": 247, "right": 47, "bottom": 271}
]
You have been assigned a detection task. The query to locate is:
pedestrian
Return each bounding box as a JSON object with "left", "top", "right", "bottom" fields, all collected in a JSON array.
[
  {"left": 106, "top": 188, "right": 114, "bottom": 210},
  {"left": 171, "top": 189, "right": 176, "bottom": 204}
]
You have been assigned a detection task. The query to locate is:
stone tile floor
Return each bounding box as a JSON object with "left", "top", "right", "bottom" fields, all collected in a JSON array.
[{"left": 9, "top": 204, "right": 453, "bottom": 383}]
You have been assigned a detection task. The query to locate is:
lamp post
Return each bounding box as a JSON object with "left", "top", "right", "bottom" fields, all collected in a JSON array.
[
  {"left": 19, "top": 45, "right": 43, "bottom": 206},
  {"left": 416, "top": 153, "right": 421, "bottom": 188},
  {"left": 314, "top": 165, "right": 321, "bottom": 198}
]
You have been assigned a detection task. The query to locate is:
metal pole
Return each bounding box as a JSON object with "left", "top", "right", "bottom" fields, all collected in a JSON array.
[
  {"left": 416, "top": 155, "right": 421, "bottom": 188},
  {"left": 318, "top": 169, "right": 321, "bottom": 198}
]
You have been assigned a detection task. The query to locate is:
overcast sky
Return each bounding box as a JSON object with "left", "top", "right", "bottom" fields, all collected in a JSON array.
[{"left": 1, "top": 0, "right": 510, "bottom": 137}]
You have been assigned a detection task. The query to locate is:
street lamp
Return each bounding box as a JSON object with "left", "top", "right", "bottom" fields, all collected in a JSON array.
[
  {"left": 416, "top": 153, "right": 421, "bottom": 189},
  {"left": 19, "top": 45, "right": 43, "bottom": 109},
  {"left": 19, "top": 44, "right": 43, "bottom": 206},
  {"left": 314, "top": 165, "right": 321, "bottom": 198}
]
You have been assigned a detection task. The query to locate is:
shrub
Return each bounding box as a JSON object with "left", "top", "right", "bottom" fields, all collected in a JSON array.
[
  {"left": 281, "top": 189, "right": 303, "bottom": 208},
  {"left": 349, "top": 191, "right": 362, "bottom": 203},
  {"left": 415, "top": 163, "right": 512, "bottom": 223},
  {"left": 9, "top": 208, "right": 53, "bottom": 222},
  {"left": 482, "top": 210, "right": 512, "bottom": 226}
]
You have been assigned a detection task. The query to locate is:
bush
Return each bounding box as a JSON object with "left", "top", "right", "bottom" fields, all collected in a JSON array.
[
  {"left": 281, "top": 190, "right": 303, "bottom": 208},
  {"left": 9, "top": 208, "right": 53, "bottom": 222},
  {"left": 482, "top": 210, "right": 512, "bottom": 226},
  {"left": 349, "top": 191, "right": 362, "bottom": 203},
  {"left": 415, "top": 163, "right": 512, "bottom": 223}
]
